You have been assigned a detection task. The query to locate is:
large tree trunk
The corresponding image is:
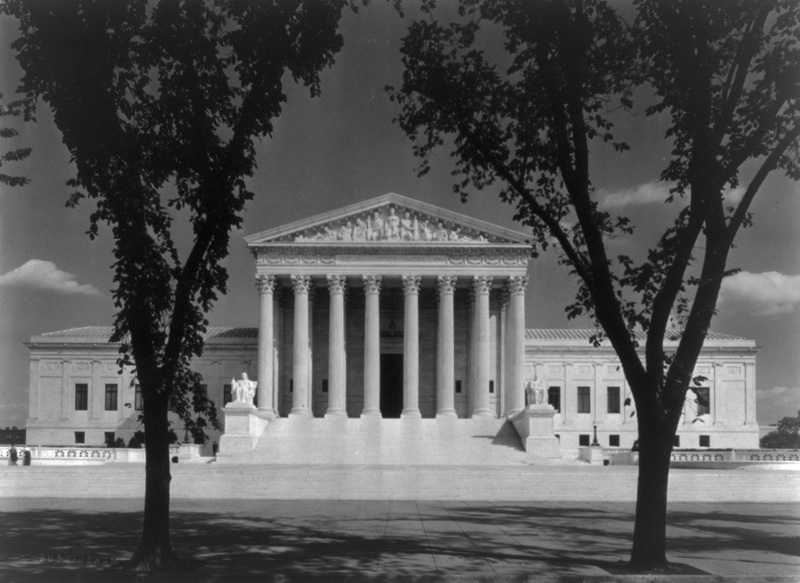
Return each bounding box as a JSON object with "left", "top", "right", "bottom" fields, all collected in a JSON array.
[
  {"left": 129, "top": 391, "right": 180, "bottom": 571},
  {"left": 629, "top": 411, "right": 679, "bottom": 570}
]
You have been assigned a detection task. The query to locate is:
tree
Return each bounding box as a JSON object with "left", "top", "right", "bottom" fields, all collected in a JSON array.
[
  {"left": 760, "top": 410, "right": 800, "bottom": 449},
  {"left": 4, "top": 0, "right": 349, "bottom": 571},
  {"left": 0, "top": 94, "right": 31, "bottom": 187},
  {"left": 390, "top": 0, "right": 799, "bottom": 570}
]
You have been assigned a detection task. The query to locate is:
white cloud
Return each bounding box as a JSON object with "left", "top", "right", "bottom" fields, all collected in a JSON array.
[
  {"left": 0, "top": 260, "right": 102, "bottom": 297},
  {"left": 600, "top": 181, "right": 672, "bottom": 209},
  {"left": 719, "top": 271, "right": 800, "bottom": 316},
  {"left": 757, "top": 386, "right": 800, "bottom": 425},
  {"left": 599, "top": 181, "right": 747, "bottom": 209}
]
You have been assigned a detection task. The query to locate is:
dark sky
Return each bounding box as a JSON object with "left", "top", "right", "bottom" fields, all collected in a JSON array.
[{"left": 0, "top": 2, "right": 798, "bottom": 428}]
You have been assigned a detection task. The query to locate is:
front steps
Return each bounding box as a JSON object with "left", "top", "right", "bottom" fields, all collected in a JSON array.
[
  {"left": 2, "top": 463, "right": 800, "bottom": 501},
  {"left": 219, "top": 417, "right": 540, "bottom": 466}
]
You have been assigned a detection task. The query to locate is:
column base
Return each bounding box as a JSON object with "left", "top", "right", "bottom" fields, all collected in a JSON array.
[
  {"left": 401, "top": 409, "right": 421, "bottom": 419},
  {"left": 470, "top": 409, "right": 494, "bottom": 419},
  {"left": 505, "top": 407, "right": 523, "bottom": 418},
  {"left": 361, "top": 409, "right": 382, "bottom": 418},
  {"left": 324, "top": 409, "right": 348, "bottom": 418},
  {"left": 289, "top": 408, "right": 313, "bottom": 418},
  {"left": 257, "top": 407, "right": 277, "bottom": 419},
  {"left": 436, "top": 409, "right": 457, "bottom": 418}
]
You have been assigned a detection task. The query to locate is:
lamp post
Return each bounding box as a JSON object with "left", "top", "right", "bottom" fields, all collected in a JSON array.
[{"left": 591, "top": 424, "right": 600, "bottom": 447}]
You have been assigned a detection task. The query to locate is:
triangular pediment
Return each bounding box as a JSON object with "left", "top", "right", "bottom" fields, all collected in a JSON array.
[{"left": 246, "top": 193, "right": 530, "bottom": 247}]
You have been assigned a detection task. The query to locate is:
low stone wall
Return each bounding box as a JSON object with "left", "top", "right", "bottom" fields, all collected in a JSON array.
[
  {"left": 605, "top": 448, "right": 800, "bottom": 468},
  {"left": 0, "top": 444, "right": 201, "bottom": 465}
]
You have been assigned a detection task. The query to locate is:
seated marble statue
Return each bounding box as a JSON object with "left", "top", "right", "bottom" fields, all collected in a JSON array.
[
  {"left": 231, "top": 372, "right": 257, "bottom": 406},
  {"left": 525, "top": 376, "right": 545, "bottom": 407}
]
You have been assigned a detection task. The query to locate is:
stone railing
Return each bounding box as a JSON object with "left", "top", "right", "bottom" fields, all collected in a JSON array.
[
  {"left": 606, "top": 451, "right": 638, "bottom": 466},
  {"left": 0, "top": 444, "right": 192, "bottom": 465},
  {"left": 606, "top": 448, "right": 800, "bottom": 466}
]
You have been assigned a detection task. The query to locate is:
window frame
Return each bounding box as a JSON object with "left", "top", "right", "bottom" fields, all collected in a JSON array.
[
  {"left": 577, "top": 386, "right": 591, "bottom": 414},
  {"left": 695, "top": 387, "right": 710, "bottom": 416},
  {"left": 607, "top": 386, "right": 621, "bottom": 414},
  {"left": 75, "top": 383, "right": 88, "bottom": 411},
  {"left": 547, "top": 386, "right": 561, "bottom": 412},
  {"left": 104, "top": 383, "right": 118, "bottom": 411},
  {"left": 134, "top": 384, "right": 143, "bottom": 411}
]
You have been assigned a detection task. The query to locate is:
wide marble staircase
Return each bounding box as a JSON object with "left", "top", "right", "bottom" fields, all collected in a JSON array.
[{"left": 223, "top": 417, "right": 534, "bottom": 466}]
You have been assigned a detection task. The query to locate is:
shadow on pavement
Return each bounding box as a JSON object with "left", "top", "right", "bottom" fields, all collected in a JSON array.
[{"left": 0, "top": 500, "right": 797, "bottom": 581}]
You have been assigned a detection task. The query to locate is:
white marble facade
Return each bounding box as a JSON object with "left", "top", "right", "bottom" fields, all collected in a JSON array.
[{"left": 24, "top": 194, "right": 760, "bottom": 451}]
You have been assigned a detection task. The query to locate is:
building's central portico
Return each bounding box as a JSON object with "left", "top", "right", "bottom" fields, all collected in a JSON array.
[{"left": 245, "top": 193, "right": 531, "bottom": 423}]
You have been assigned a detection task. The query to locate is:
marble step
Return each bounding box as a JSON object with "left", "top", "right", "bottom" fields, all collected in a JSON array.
[
  {"left": 229, "top": 417, "right": 534, "bottom": 465},
  {"left": 2, "top": 464, "right": 799, "bottom": 502}
]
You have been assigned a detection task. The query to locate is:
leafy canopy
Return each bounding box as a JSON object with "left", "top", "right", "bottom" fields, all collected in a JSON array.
[{"left": 6, "top": 0, "right": 349, "bottom": 437}]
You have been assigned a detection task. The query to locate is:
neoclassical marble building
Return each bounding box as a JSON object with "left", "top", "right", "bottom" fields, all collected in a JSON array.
[{"left": 24, "top": 194, "right": 760, "bottom": 454}]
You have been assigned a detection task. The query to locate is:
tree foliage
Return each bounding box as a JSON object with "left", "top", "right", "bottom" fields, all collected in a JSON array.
[
  {"left": 4, "top": 0, "right": 350, "bottom": 571},
  {"left": 760, "top": 410, "right": 800, "bottom": 449},
  {"left": 0, "top": 94, "right": 31, "bottom": 187},
  {"left": 390, "top": 0, "right": 799, "bottom": 570}
]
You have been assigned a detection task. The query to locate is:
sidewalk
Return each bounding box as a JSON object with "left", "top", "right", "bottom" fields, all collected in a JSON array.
[{"left": 0, "top": 498, "right": 798, "bottom": 581}]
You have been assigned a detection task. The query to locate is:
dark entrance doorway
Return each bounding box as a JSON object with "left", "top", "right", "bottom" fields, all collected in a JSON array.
[{"left": 380, "top": 354, "right": 403, "bottom": 418}]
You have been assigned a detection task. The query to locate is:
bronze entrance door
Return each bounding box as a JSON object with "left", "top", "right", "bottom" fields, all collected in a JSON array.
[{"left": 380, "top": 354, "right": 403, "bottom": 418}]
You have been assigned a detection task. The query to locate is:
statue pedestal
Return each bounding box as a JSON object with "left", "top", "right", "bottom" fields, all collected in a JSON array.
[
  {"left": 218, "top": 403, "right": 271, "bottom": 459},
  {"left": 510, "top": 405, "right": 561, "bottom": 459}
]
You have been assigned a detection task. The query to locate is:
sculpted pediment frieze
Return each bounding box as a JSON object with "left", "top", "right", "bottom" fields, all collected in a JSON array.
[
  {"left": 246, "top": 193, "right": 531, "bottom": 248},
  {"left": 293, "top": 205, "right": 490, "bottom": 243}
]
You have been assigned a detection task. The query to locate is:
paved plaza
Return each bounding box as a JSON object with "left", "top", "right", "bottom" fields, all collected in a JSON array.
[{"left": 0, "top": 498, "right": 798, "bottom": 582}]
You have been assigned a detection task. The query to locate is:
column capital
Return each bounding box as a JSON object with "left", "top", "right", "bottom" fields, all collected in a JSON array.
[
  {"left": 436, "top": 275, "right": 457, "bottom": 295},
  {"left": 363, "top": 274, "right": 383, "bottom": 294},
  {"left": 506, "top": 275, "right": 528, "bottom": 295},
  {"left": 471, "top": 275, "right": 494, "bottom": 295},
  {"left": 327, "top": 274, "right": 348, "bottom": 294},
  {"left": 402, "top": 275, "right": 422, "bottom": 294},
  {"left": 291, "top": 274, "right": 312, "bottom": 294},
  {"left": 255, "top": 274, "right": 277, "bottom": 294}
]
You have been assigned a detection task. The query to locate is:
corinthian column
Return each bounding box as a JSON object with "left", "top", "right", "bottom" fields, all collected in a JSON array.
[
  {"left": 471, "top": 275, "right": 493, "bottom": 418},
  {"left": 505, "top": 275, "right": 528, "bottom": 416},
  {"left": 436, "top": 275, "right": 457, "bottom": 418},
  {"left": 326, "top": 275, "right": 348, "bottom": 417},
  {"left": 290, "top": 275, "right": 312, "bottom": 417},
  {"left": 401, "top": 275, "right": 422, "bottom": 418},
  {"left": 256, "top": 274, "right": 277, "bottom": 416},
  {"left": 362, "top": 275, "right": 382, "bottom": 417}
]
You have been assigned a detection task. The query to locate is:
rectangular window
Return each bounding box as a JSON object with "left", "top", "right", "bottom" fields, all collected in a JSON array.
[
  {"left": 673, "top": 435, "right": 681, "bottom": 448},
  {"left": 134, "top": 384, "right": 143, "bottom": 411},
  {"left": 455, "top": 380, "right": 462, "bottom": 394},
  {"left": 699, "top": 435, "right": 710, "bottom": 448},
  {"left": 223, "top": 384, "right": 232, "bottom": 405},
  {"left": 579, "top": 434, "right": 590, "bottom": 447},
  {"left": 489, "top": 380, "right": 495, "bottom": 394},
  {"left": 695, "top": 387, "right": 710, "bottom": 416},
  {"left": 577, "top": 386, "right": 591, "bottom": 413},
  {"left": 609, "top": 434, "right": 620, "bottom": 447},
  {"left": 322, "top": 379, "right": 329, "bottom": 393},
  {"left": 104, "top": 384, "right": 118, "bottom": 411},
  {"left": 104, "top": 432, "right": 115, "bottom": 447},
  {"left": 75, "top": 383, "right": 88, "bottom": 411},
  {"left": 607, "top": 386, "right": 621, "bottom": 414},
  {"left": 547, "top": 386, "right": 561, "bottom": 412},
  {"left": 74, "top": 431, "right": 85, "bottom": 444},
  {"left": 289, "top": 379, "right": 294, "bottom": 393}
]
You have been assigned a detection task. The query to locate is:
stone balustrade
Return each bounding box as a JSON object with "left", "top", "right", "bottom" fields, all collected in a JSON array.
[{"left": 0, "top": 444, "right": 200, "bottom": 465}]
